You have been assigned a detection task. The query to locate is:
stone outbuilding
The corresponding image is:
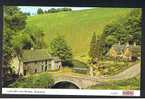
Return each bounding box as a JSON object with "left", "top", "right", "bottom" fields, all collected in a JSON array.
[{"left": 10, "top": 49, "right": 62, "bottom": 75}]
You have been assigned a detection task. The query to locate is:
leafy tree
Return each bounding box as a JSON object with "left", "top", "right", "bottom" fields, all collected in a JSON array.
[
  {"left": 58, "top": 7, "right": 72, "bottom": 11},
  {"left": 101, "top": 9, "right": 141, "bottom": 56},
  {"left": 24, "top": 12, "right": 30, "bottom": 16},
  {"left": 11, "top": 31, "right": 29, "bottom": 74},
  {"left": 3, "top": 6, "right": 27, "bottom": 65},
  {"left": 47, "top": 8, "right": 58, "bottom": 13},
  {"left": 50, "top": 35, "right": 73, "bottom": 66},
  {"left": 105, "top": 35, "right": 117, "bottom": 47},
  {"left": 3, "top": 6, "right": 46, "bottom": 86},
  {"left": 47, "top": 8, "right": 72, "bottom": 13},
  {"left": 3, "top": 6, "right": 27, "bottom": 86},
  {"left": 37, "top": 8, "right": 43, "bottom": 14},
  {"left": 124, "top": 9, "right": 141, "bottom": 44},
  {"left": 44, "top": 10, "right": 48, "bottom": 14},
  {"left": 89, "top": 32, "right": 97, "bottom": 59},
  {"left": 89, "top": 32, "right": 101, "bottom": 63},
  {"left": 24, "top": 26, "right": 46, "bottom": 49},
  {"left": 4, "top": 7, "right": 27, "bottom": 31}
]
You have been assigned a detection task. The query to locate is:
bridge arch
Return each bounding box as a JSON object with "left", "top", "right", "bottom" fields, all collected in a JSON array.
[{"left": 52, "top": 80, "right": 81, "bottom": 89}]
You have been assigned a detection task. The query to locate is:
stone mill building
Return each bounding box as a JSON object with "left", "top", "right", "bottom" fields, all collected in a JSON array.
[{"left": 11, "top": 49, "right": 62, "bottom": 75}]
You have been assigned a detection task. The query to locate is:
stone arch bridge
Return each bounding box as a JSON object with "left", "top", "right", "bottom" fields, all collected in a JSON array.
[
  {"left": 53, "top": 75, "right": 102, "bottom": 89},
  {"left": 52, "top": 63, "right": 140, "bottom": 89}
]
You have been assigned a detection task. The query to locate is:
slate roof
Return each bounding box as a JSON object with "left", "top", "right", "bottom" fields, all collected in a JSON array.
[
  {"left": 21, "top": 49, "right": 60, "bottom": 62},
  {"left": 111, "top": 44, "right": 126, "bottom": 54},
  {"left": 125, "top": 45, "right": 141, "bottom": 55},
  {"left": 110, "top": 44, "right": 141, "bottom": 55}
]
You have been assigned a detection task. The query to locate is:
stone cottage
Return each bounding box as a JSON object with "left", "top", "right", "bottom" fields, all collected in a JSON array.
[
  {"left": 10, "top": 49, "right": 62, "bottom": 75},
  {"left": 107, "top": 43, "right": 141, "bottom": 61},
  {"left": 108, "top": 44, "right": 125, "bottom": 59}
]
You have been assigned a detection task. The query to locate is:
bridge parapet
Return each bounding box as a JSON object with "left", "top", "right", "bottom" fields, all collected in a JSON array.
[{"left": 53, "top": 75, "right": 101, "bottom": 89}]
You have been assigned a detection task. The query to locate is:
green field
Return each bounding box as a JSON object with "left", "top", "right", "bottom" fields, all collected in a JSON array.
[
  {"left": 89, "top": 75, "right": 140, "bottom": 90},
  {"left": 26, "top": 8, "right": 132, "bottom": 57}
]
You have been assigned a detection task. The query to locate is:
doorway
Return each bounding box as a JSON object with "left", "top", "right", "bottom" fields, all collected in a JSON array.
[{"left": 24, "top": 70, "right": 27, "bottom": 75}]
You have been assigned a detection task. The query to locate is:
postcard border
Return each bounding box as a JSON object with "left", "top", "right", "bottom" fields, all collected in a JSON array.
[{"left": 0, "top": 0, "right": 145, "bottom": 98}]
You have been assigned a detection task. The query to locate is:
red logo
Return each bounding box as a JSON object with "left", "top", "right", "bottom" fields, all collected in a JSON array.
[{"left": 123, "top": 90, "right": 134, "bottom": 96}]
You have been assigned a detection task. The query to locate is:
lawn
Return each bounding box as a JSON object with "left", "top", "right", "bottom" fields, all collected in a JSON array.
[
  {"left": 8, "top": 72, "right": 54, "bottom": 88},
  {"left": 89, "top": 75, "right": 140, "bottom": 90}
]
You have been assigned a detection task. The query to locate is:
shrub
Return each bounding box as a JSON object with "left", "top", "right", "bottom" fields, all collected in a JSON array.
[
  {"left": 72, "top": 68, "right": 88, "bottom": 74},
  {"left": 9, "top": 73, "right": 54, "bottom": 88},
  {"left": 72, "top": 59, "right": 89, "bottom": 69},
  {"left": 98, "top": 61, "right": 131, "bottom": 76},
  {"left": 71, "top": 60, "right": 89, "bottom": 74}
]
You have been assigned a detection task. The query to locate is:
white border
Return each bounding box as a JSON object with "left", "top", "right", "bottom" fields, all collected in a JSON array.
[{"left": 2, "top": 88, "right": 140, "bottom": 96}]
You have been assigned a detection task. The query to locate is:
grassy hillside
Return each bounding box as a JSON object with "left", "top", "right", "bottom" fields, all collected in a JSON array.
[{"left": 26, "top": 8, "right": 132, "bottom": 58}]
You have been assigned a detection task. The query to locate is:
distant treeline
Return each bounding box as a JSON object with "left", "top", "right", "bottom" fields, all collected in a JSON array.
[{"left": 37, "top": 8, "right": 72, "bottom": 14}]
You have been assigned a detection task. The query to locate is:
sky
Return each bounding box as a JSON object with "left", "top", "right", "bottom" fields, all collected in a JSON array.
[{"left": 19, "top": 6, "right": 93, "bottom": 15}]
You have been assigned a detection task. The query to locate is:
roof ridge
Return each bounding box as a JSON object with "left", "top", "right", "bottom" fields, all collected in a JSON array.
[{"left": 21, "top": 49, "right": 51, "bottom": 62}]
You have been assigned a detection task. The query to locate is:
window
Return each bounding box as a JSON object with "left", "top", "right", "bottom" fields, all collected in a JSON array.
[
  {"left": 45, "top": 66, "right": 47, "bottom": 72},
  {"left": 24, "top": 70, "right": 27, "bottom": 75},
  {"left": 45, "top": 60, "right": 47, "bottom": 66},
  {"left": 35, "top": 69, "right": 37, "bottom": 73},
  {"left": 42, "top": 65, "right": 43, "bottom": 71}
]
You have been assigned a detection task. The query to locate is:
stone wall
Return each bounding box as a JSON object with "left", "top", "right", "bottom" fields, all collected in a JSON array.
[
  {"left": 23, "top": 60, "right": 62, "bottom": 75},
  {"left": 23, "top": 60, "right": 50, "bottom": 75}
]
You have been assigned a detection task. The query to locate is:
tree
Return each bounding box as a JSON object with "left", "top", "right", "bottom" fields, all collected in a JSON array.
[
  {"left": 4, "top": 8, "right": 27, "bottom": 31},
  {"left": 3, "top": 6, "right": 27, "bottom": 86},
  {"left": 24, "top": 12, "right": 30, "bottom": 16},
  {"left": 4, "top": 6, "right": 27, "bottom": 65},
  {"left": 124, "top": 9, "right": 141, "bottom": 44},
  {"left": 47, "top": 8, "right": 72, "bottom": 13},
  {"left": 47, "top": 8, "right": 58, "bottom": 13},
  {"left": 24, "top": 26, "right": 46, "bottom": 49},
  {"left": 44, "top": 10, "right": 48, "bottom": 14},
  {"left": 37, "top": 8, "right": 43, "bottom": 14},
  {"left": 105, "top": 35, "right": 117, "bottom": 47},
  {"left": 101, "top": 9, "right": 141, "bottom": 56},
  {"left": 89, "top": 33, "right": 98, "bottom": 60},
  {"left": 59, "top": 7, "right": 72, "bottom": 11},
  {"left": 50, "top": 35, "right": 73, "bottom": 66},
  {"left": 89, "top": 33, "right": 101, "bottom": 63}
]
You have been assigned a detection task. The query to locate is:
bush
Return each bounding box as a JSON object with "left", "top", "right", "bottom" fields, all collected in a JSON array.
[
  {"left": 98, "top": 61, "right": 130, "bottom": 76},
  {"left": 9, "top": 73, "right": 54, "bottom": 88},
  {"left": 73, "top": 68, "right": 88, "bottom": 74},
  {"left": 72, "top": 60, "right": 89, "bottom": 74},
  {"left": 72, "top": 59, "right": 89, "bottom": 69}
]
